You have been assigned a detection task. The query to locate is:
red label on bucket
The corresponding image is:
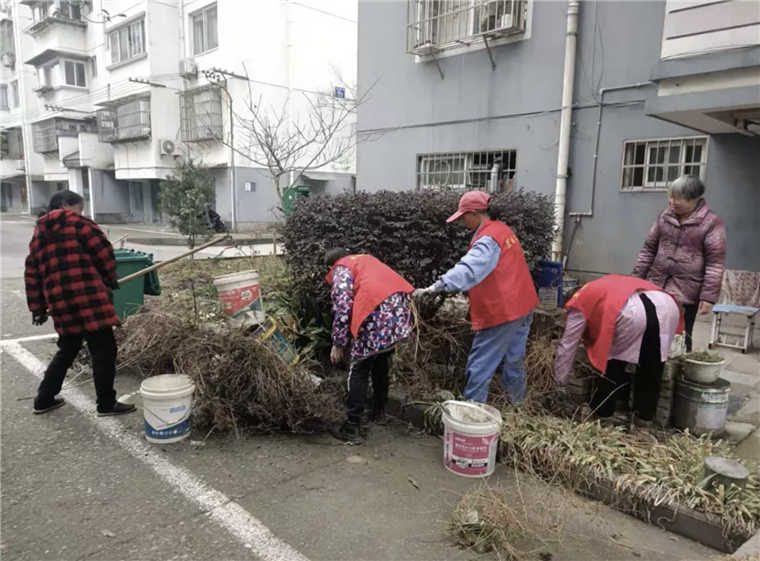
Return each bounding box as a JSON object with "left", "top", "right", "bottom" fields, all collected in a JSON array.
[
  {"left": 218, "top": 285, "right": 262, "bottom": 316},
  {"left": 444, "top": 430, "right": 499, "bottom": 477}
]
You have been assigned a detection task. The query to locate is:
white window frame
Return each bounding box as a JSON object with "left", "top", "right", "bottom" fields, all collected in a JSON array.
[
  {"left": 108, "top": 18, "right": 146, "bottom": 66},
  {"left": 9, "top": 80, "right": 18, "bottom": 108},
  {"left": 57, "top": 0, "right": 81, "bottom": 21},
  {"left": 620, "top": 136, "right": 708, "bottom": 192},
  {"left": 62, "top": 59, "right": 87, "bottom": 88},
  {"left": 0, "top": 84, "right": 8, "bottom": 109},
  {"left": 32, "top": 2, "right": 49, "bottom": 22},
  {"left": 37, "top": 62, "right": 59, "bottom": 89},
  {"left": 191, "top": 4, "right": 218, "bottom": 56}
]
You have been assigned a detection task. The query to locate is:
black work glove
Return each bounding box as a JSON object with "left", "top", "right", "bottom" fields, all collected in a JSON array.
[{"left": 32, "top": 311, "right": 48, "bottom": 326}]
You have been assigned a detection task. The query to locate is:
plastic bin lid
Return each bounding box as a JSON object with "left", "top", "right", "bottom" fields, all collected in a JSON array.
[{"left": 114, "top": 248, "right": 154, "bottom": 263}]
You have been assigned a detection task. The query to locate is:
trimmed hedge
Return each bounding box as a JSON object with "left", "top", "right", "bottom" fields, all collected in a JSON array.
[{"left": 281, "top": 189, "right": 555, "bottom": 305}]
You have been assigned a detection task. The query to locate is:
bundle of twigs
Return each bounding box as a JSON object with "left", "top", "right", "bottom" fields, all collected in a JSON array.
[
  {"left": 392, "top": 297, "right": 472, "bottom": 399},
  {"left": 499, "top": 410, "right": 760, "bottom": 542},
  {"left": 115, "top": 307, "right": 344, "bottom": 435}
]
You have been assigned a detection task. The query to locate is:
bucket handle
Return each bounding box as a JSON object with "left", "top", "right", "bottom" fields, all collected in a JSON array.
[{"left": 441, "top": 400, "right": 503, "bottom": 426}]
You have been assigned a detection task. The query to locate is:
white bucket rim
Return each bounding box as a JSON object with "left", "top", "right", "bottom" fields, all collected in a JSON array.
[
  {"left": 213, "top": 270, "right": 260, "bottom": 286},
  {"left": 140, "top": 374, "right": 195, "bottom": 395},
  {"left": 441, "top": 400, "right": 503, "bottom": 426}
]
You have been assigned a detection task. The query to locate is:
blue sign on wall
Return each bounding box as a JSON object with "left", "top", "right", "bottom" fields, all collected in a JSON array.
[{"left": 334, "top": 87, "right": 346, "bottom": 99}]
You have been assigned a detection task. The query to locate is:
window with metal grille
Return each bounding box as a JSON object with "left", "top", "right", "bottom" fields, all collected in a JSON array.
[
  {"left": 32, "top": 118, "right": 91, "bottom": 153},
  {"left": 98, "top": 98, "right": 151, "bottom": 143},
  {"left": 191, "top": 4, "right": 218, "bottom": 55},
  {"left": 1, "top": 128, "right": 24, "bottom": 160},
  {"left": 407, "top": 0, "right": 527, "bottom": 55},
  {"left": 417, "top": 150, "right": 517, "bottom": 191},
  {"left": 179, "top": 86, "right": 223, "bottom": 142},
  {"left": 621, "top": 137, "right": 707, "bottom": 192}
]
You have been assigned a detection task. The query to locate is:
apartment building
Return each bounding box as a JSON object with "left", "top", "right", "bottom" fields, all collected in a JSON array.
[
  {"left": 0, "top": 0, "right": 357, "bottom": 228},
  {"left": 356, "top": 0, "right": 760, "bottom": 277}
]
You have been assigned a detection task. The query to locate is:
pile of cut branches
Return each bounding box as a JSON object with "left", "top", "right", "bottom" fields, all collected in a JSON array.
[
  {"left": 499, "top": 410, "right": 760, "bottom": 544},
  {"left": 117, "top": 307, "right": 343, "bottom": 434}
]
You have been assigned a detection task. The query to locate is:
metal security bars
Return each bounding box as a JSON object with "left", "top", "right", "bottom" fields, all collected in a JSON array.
[
  {"left": 179, "top": 86, "right": 223, "bottom": 142},
  {"left": 407, "top": 0, "right": 527, "bottom": 55},
  {"left": 417, "top": 150, "right": 517, "bottom": 192},
  {"left": 98, "top": 98, "right": 151, "bottom": 143},
  {"left": 621, "top": 137, "right": 707, "bottom": 191},
  {"left": 32, "top": 118, "right": 91, "bottom": 153},
  {"left": 0, "top": 128, "right": 24, "bottom": 159}
]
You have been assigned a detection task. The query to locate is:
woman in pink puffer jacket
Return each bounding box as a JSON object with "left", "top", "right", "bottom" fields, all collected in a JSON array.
[{"left": 633, "top": 175, "right": 726, "bottom": 352}]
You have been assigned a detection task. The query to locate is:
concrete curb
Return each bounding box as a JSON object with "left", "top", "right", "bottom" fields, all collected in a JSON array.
[{"left": 385, "top": 392, "right": 748, "bottom": 554}]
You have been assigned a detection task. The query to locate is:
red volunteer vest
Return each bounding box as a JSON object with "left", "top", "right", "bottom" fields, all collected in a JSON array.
[
  {"left": 468, "top": 220, "right": 539, "bottom": 331},
  {"left": 325, "top": 255, "right": 414, "bottom": 338},
  {"left": 565, "top": 275, "right": 685, "bottom": 373}
]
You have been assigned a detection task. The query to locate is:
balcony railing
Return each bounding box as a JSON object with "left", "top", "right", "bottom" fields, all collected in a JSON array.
[
  {"left": 32, "top": 118, "right": 92, "bottom": 154},
  {"left": 407, "top": 0, "right": 527, "bottom": 55},
  {"left": 24, "top": 13, "right": 86, "bottom": 36}
]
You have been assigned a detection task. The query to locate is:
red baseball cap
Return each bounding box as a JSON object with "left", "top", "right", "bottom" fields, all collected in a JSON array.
[{"left": 446, "top": 191, "right": 491, "bottom": 223}]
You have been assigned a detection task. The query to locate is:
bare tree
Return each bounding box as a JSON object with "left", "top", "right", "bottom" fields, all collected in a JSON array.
[{"left": 193, "top": 65, "right": 376, "bottom": 216}]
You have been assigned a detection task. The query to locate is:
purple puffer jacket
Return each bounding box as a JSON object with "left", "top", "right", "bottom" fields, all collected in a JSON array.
[{"left": 633, "top": 199, "right": 726, "bottom": 305}]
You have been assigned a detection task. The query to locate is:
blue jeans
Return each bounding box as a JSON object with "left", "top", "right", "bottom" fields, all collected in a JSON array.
[{"left": 463, "top": 312, "right": 534, "bottom": 404}]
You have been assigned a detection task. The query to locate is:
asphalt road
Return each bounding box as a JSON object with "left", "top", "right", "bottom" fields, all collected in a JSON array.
[{"left": 0, "top": 215, "right": 718, "bottom": 561}]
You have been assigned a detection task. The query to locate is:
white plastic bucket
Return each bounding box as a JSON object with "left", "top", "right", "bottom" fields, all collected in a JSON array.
[
  {"left": 140, "top": 374, "right": 195, "bottom": 444},
  {"left": 213, "top": 270, "right": 266, "bottom": 328},
  {"left": 442, "top": 400, "right": 503, "bottom": 478}
]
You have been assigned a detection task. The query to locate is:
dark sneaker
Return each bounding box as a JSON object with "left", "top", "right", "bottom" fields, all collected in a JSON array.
[
  {"left": 97, "top": 402, "right": 137, "bottom": 417},
  {"left": 33, "top": 397, "right": 65, "bottom": 415},
  {"left": 330, "top": 421, "right": 363, "bottom": 444},
  {"left": 367, "top": 409, "right": 387, "bottom": 424}
]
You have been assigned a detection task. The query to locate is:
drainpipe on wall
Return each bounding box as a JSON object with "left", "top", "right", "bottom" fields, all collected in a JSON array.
[
  {"left": 12, "top": 5, "right": 34, "bottom": 214},
  {"left": 551, "top": 0, "right": 579, "bottom": 263}
]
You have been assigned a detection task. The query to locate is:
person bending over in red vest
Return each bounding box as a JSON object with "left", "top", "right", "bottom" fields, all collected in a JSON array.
[
  {"left": 25, "top": 190, "right": 136, "bottom": 417},
  {"left": 325, "top": 249, "right": 415, "bottom": 444},
  {"left": 414, "top": 191, "right": 538, "bottom": 405},
  {"left": 555, "top": 275, "right": 684, "bottom": 427}
]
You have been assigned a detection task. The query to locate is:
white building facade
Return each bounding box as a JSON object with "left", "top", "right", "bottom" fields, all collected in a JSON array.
[{"left": 0, "top": 0, "right": 357, "bottom": 229}]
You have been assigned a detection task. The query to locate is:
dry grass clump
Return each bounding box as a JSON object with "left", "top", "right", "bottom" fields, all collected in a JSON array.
[
  {"left": 393, "top": 297, "right": 471, "bottom": 400},
  {"left": 116, "top": 306, "right": 344, "bottom": 434},
  {"left": 451, "top": 479, "right": 566, "bottom": 560},
  {"left": 499, "top": 410, "right": 760, "bottom": 543}
]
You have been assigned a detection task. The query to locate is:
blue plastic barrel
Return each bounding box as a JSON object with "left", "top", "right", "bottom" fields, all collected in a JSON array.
[{"left": 533, "top": 260, "right": 563, "bottom": 307}]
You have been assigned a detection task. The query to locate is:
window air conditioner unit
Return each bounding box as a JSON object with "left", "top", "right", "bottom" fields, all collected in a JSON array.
[
  {"left": 160, "top": 139, "right": 179, "bottom": 158},
  {"left": 1, "top": 52, "right": 15, "bottom": 69},
  {"left": 179, "top": 58, "right": 198, "bottom": 80}
]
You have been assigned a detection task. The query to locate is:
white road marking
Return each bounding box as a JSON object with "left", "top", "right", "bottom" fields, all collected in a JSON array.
[
  {"left": 0, "top": 338, "right": 310, "bottom": 561},
  {"left": 1, "top": 333, "right": 57, "bottom": 343}
]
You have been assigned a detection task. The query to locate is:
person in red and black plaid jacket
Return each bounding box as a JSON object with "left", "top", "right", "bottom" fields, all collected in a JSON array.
[{"left": 25, "top": 190, "right": 136, "bottom": 417}]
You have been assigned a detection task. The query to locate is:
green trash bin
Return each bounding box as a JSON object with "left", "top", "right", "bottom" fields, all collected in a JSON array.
[
  {"left": 113, "top": 249, "right": 159, "bottom": 321},
  {"left": 282, "top": 185, "right": 312, "bottom": 216}
]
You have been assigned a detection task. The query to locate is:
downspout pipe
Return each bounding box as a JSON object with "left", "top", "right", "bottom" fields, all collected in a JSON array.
[
  {"left": 551, "top": 0, "right": 580, "bottom": 263},
  {"left": 568, "top": 82, "right": 653, "bottom": 218}
]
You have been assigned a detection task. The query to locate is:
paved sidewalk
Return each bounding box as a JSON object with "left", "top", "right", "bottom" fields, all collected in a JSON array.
[{"left": 692, "top": 318, "right": 760, "bottom": 462}]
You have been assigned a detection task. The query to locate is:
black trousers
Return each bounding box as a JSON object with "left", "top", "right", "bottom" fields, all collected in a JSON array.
[
  {"left": 683, "top": 303, "right": 699, "bottom": 353},
  {"left": 346, "top": 350, "right": 392, "bottom": 424},
  {"left": 590, "top": 294, "right": 664, "bottom": 421},
  {"left": 37, "top": 328, "right": 117, "bottom": 410}
]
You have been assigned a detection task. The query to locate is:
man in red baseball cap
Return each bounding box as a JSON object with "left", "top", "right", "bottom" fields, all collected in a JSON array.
[{"left": 414, "top": 191, "right": 538, "bottom": 404}]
